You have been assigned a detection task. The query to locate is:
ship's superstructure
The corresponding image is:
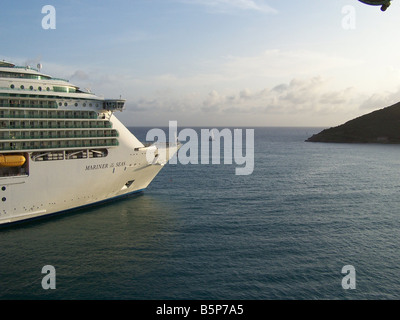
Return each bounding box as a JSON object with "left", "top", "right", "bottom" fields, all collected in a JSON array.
[{"left": 0, "top": 60, "right": 179, "bottom": 225}]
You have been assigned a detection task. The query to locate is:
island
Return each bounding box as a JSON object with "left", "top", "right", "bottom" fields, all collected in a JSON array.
[{"left": 306, "top": 101, "right": 400, "bottom": 143}]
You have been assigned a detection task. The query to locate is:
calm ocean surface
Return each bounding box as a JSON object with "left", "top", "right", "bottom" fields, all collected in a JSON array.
[{"left": 2, "top": 127, "right": 400, "bottom": 300}]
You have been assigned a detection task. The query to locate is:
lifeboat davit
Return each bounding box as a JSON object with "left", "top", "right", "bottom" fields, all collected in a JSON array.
[{"left": 0, "top": 154, "right": 26, "bottom": 167}]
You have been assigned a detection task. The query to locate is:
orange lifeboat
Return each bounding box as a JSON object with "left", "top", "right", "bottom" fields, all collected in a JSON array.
[{"left": 0, "top": 154, "right": 26, "bottom": 167}]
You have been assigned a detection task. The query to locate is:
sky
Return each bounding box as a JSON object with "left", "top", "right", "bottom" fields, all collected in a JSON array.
[{"left": 1, "top": 0, "right": 400, "bottom": 127}]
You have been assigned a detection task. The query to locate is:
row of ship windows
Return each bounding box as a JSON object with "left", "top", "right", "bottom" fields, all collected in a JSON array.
[
  {"left": 0, "top": 99, "right": 103, "bottom": 109},
  {"left": 1, "top": 139, "right": 119, "bottom": 151},
  {"left": 1, "top": 97, "right": 123, "bottom": 112},
  {"left": 10, "top": 84, "right": 48, "bottom": 91},
  {"left": 58, "top": 102, "right": 101, "bottom": 108},
  {"left": 0, "top": 120, "right": 112, "bottom": 129},
  {"left": 9, "top": 84, "right": 76, "bottom": 93},
  {"left": 0, "top": 109, "right": 99, "bottom": 119},
  {"left": 0, "top": 129, "right": 119, "bottom": 140},
  {"left": 0, "top": 99, "right": 57, "bottom": 108},
  {"left": 0, "top": 99, "right": 102, "bottom": 109},
  {"left": 31, "top": 149, "right": 109, "bottom": 161},
  {"left": 0, "top": 71, "right": 51, "bottom": 80}
]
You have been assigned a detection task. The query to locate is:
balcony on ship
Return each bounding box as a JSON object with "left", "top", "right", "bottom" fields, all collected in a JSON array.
[{"left": 103, "top": 99, "right": 125, "bottom": 112}]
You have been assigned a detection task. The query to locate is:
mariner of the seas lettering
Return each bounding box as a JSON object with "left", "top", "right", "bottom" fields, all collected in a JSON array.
[{"left": 85, "top": 162, "right": 126, "bottom": 171}]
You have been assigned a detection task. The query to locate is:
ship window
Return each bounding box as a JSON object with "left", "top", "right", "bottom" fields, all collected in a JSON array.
[
  {"left": 66, "top": 150, "right": 87, "bottom": 160},
  {"left": 75, "top": 103, "right": 78, "bottom": 107},
  {"left": 88, "top": 149, "right": 108, "bottom": 158},
  {"left": 53, "top": 86, "right": 68, "bottom": 92},
  {"left": 38, "top": 86, "right": 42, "bottom": 91},
  {"left": 29, "top": 86, "right": 33, "bottom": 90},
  {"left": 20, "top": 85, "right": 24, "bottom": 89},
  {"left": 47, "top": 87, "right": 50, "bottom": 91},
  {"left": 10, "top": 84, "right": 14, "bottom": 89},
  {"left": 31, "top": 151, "right": 64, "bottom": 162}
]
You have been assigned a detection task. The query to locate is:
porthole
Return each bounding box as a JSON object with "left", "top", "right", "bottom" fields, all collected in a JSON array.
[
  {"left": 1, "top": 186, "right": 5, "bottom": 191},
  {"left": 83, "top": 103, "right": 86, "bottom": 107},
  {"left": 74, "top": 103, "right": 78, "bottom": 107},
  {"left": 10, "top": 84, "right": 14, "bottom": 89},
  {"left": 38, "top": 86, "right": 42, "bottom": 91},
  {"left": 64, "top": 102, "right": 68, "bottom": 106},
  {"left": 46, "top": 87, "right": 50, "bottom": 91},
  {"left": 29, "top": 86, "right": 33, "bottom": 90},
  {"left": 2, "top": 197, "right": 6, "bottom": 202},
  {"left": 59, "top": 102, "right": 62, "bottom": 106},
  {"left": 20, "top": 85, "right": 24, "bottom": 89}
]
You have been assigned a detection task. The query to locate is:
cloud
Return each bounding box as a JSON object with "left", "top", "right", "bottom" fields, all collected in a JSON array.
[
  {"left": 27, "top": 48, "right": 390, "bottom": 126},
  {"left": 70, "top": 70, "right": 90, "bottom": 81},
  {"left": 198, "top": 77, "right": 357, "bottom": 115},
  {"left": 177, "top": 0, "right": 277, "bottom": 14},
  {"left": 359, "top": 87, "right": 400, "bottom": 110},
  {"left": 124, "top": 76, "right": 358, "bottom": 121},
  {"left": 319, "top": 89, "right": 354, "bottom": 105}
]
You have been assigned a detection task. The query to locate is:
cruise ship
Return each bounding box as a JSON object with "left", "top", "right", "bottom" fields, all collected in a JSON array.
[{"left": 0, "top": 60, "right": 179, "bottom": 225}]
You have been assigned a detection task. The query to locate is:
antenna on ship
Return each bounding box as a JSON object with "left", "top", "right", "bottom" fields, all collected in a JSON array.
[{"left": 37, "top": 63, "right": 42, "bottom": 72}]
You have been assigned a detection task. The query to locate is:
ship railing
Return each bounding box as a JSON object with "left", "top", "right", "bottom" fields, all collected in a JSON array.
[
  {"left": 50, "top": 77, "right": 70, "bottom": 82},
  {"left": 1, "top": 140, "right": 119, "bottom": 151},
  {"left": 13, "top": 65, "right": 40, "bottom": 72},
  {"left": 0, "top": 131, "right": 119, "bottom": 140},
  {"left": 0, "top": 103, "right": 58, "bottom": 109},
  {"left": 0, "top": 113, "right": 99, "bottom": 119},
  {"left": 0, "top": 121, "right": 112, "bottom": 129}
]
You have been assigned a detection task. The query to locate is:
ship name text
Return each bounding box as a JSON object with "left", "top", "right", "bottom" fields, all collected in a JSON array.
[{"left": 85, "top": 162, "right": 126, "bottom": 171}]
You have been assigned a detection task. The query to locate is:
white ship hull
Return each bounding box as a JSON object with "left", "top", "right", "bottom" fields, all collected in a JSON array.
[
  {"left": 0, "top": 60, "right": 179, "bottom": 226},
  {"left": 0, "top": 115, "right": 179, "bottom": 225}
]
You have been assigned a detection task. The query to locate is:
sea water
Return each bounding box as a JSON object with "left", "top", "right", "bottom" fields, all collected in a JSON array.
[{"left": 1, "top": 127, "right": 400, "bottom": 300}]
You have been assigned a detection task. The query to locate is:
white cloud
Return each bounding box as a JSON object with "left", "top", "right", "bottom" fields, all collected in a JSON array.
[
  {"left": 24, "top": 47, "right": 398, "bottom": 127},
  {"left": 119, "top": 76, "right": 358, "bottom": 121},
  {"left": 198, "top": 77, "right": 357, "bottom": 115},
  {"left": 119, "top": 76, "right": 365, "bottom": 126},
  {"left": 359, "top": 87, "right": 400, "bottom": 110},
  {"left": 70, "top": 70, "right": 90, "bottom": 81}
]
